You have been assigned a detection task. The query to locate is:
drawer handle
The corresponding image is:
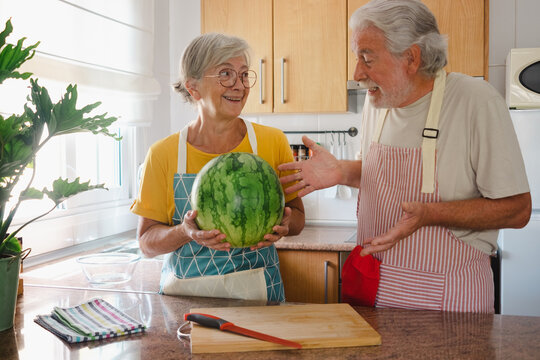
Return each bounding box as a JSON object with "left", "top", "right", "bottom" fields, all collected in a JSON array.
[
  {"left": 259, "top": 58, "right": 264, "bottom": 104},
  {"left": 324, "top": 260, "right": 329, "bottom": 304},
  {"left": 281, "top": 57, "right": 286, "bottom": 104}
]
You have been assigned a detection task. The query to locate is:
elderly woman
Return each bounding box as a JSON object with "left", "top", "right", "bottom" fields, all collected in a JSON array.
[{"left": 130, "top": 33, "right": 305, "bottom": 302}]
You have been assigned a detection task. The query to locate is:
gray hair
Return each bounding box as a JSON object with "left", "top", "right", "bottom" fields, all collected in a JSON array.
[
  {"left": 172, "top": 33, "right": 251, "bottom": 103},
  {"left": 350, "top": 0, "right": 447, "bottom": 77}
]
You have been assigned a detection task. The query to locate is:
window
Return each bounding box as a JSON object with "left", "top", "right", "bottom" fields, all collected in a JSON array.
[
  {"left": 6, "top": 127, "right": 132, "bottom": 223},
  {"left": 2, "top": 0, "right": 159, "bottom": 257}
]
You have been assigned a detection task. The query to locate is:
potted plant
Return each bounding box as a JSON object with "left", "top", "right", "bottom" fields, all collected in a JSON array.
[{"left": 0, "top": 19, "right": 120, "bottom": 331}]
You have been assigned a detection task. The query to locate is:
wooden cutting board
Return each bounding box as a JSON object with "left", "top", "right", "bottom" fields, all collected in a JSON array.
[{"left": 188, "top": 303, "right": 381, "bottom": 353}]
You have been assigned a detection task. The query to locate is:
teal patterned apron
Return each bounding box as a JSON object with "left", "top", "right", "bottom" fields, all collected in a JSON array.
[{"left": 159, "top": 119, "right": 285, "bottom": 302}]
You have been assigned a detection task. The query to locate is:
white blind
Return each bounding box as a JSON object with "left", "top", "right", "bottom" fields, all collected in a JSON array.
[{"left": 0, "top": 0, "right": 160, "bottom": 126}]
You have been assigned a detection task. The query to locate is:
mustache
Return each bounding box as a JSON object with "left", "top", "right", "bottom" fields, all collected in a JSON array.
[{"left": 357, "top": 80, "right": 379, "bottom": 89}]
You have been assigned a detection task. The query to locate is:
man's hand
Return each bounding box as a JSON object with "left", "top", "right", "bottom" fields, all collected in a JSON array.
[
  {"left": 361, "top": 202, "right": 427, "bottom": 256},
  {"left": 278, "top": 136, "right": 342, "bottom": 197}
]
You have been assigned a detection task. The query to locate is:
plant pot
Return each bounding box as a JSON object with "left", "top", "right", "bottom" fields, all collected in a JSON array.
[{"left": 0, "top": 252, "right": 24, "bottom": 332}]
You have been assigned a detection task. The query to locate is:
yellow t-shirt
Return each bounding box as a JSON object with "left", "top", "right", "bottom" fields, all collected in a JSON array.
[{"left": 130, "top": 122, "right": 297, "bottom": 225}]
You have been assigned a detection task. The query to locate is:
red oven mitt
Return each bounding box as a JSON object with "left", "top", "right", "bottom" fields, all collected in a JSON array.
[{"left": 341, "top": 245, "right": 381, "bottom": 306}]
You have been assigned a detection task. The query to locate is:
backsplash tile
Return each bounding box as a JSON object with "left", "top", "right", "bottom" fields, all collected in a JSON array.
[
  {"left": 515, "top": 0, "right": 540, "bottom": 48},
  {"left": 245, "top": 97, "right": 364, "bottom": 223}
]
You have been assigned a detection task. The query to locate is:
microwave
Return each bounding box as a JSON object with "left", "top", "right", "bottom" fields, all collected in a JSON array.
[{"left": 506, "top": 48, "right": 540, "bottom": 109}]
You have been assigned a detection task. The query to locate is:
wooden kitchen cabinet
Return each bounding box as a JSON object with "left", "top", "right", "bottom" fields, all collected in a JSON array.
[
  {"left": 278, "top": 249, "right": 340, "bottom": 304},
  {"left": 347, "top": 0, "right": 488, "bottom": 79},
  {"left": 201, "top": 0, "right": 348, "bottom": 113},
  {"left": 201, "top": 0, "right": 273, "bottom": 113},
  {"left": 273, "top": 0, "right": 347, "bottom": 113}
]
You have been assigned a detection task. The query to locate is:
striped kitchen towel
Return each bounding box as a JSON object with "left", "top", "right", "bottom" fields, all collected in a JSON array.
[{"left": 34, "top": 298, "right": 146, "bottom": 343}]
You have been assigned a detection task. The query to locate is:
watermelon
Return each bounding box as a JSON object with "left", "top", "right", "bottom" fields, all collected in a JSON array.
[{"left": 190, "top": 152, "right": 285, "bottom": 248}]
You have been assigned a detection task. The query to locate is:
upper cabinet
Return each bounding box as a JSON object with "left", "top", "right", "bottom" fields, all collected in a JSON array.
[
  {"left": 347, "top": 0, "right": 488, "bottom": 79},
  {"left": 203, "top": 0, "right": 488, "bottom": 114},
  {"left": 201, "top": 0, "right": 273, "bottom": 113},
  {"left": 202, "top": 0, "right": 348, "bottom": 114},
  {"left": 273, "top": 0, "right": 347, "bottom": 113}
]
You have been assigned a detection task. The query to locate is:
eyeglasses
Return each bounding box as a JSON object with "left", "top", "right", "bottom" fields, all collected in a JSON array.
[{"left": 204, "top": 69, "right": 257, "bottom": 88}]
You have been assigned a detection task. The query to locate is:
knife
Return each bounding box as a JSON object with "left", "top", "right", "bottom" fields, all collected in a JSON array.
[{"left": 184, "top": 313, "right": 302, "bottom": 349}]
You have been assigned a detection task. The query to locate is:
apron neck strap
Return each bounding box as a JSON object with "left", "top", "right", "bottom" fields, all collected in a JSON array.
[
  {"left": 177, "top": 118, "right": 257, "bottom": 173},
  {"left": 420, "top": 69, "right": 446, "bottom": 193},
  {"left": 245, "top": 119, "right": 257, "bottom": 155},
  {"left": 372, "top": 69, "right": 447, "bottom": 193}
]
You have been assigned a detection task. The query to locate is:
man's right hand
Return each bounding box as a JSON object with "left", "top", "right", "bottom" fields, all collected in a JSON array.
[{"left": 278, "top": 136, "right": 342, "bottom": 197}]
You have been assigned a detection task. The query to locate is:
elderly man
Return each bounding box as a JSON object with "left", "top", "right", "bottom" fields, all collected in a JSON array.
[{"left": 279, "top": 0, "right": 531, "bottom": 313}]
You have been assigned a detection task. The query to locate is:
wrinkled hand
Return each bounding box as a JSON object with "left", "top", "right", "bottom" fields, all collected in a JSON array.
[
  {"left": 361, "top": 202, "right": 427, "bottom": 256},
  {"left": 250, "top": 207, "right": 292, "bottom": 250},
  {"left": 278, "top": 136, "right": 341, "bottom": 197},
  {"left": 182, "top": 210, "right": 231, "bottom": 251}
]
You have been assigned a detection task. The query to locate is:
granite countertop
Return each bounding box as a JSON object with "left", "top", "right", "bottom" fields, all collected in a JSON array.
[
  {"left": 275, "top": 224, "right": 357, "bottom": 251},
  {"left": 5, "top": 285, "right": 540, "bottom": 359},
  {"left": 9, "top": 253, "right": 540, "bottom": 359}
]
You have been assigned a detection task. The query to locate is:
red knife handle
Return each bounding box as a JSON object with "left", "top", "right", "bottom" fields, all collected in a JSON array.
[{"left": 184, "top": 313, "right": 232, "bottom": 330}]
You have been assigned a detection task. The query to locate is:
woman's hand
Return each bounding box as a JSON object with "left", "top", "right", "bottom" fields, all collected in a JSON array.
[
  {"left": 250, "top": 207, "right": 293, "bottom": 250},
  {"left": 278, "top": 136, "right": 342, "bottom": 197},
  {"left": 182, "top": 210, "right": 231, "bottom": 251}
]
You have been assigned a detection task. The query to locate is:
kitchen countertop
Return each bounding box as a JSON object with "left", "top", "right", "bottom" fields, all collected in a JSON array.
[
  {"left": 21, "top": 224, "right": 357, "bottom": 292},
  {"left": 275, "top": 225, "right": 357, "bottom": 251},
  {"left": 15, "top": 227, "right": 539, "bottom": 358},
  {"left": 4, "top": 282, "right": 540, "bottom": 359},
  {"left": 21, "top": 252, "right": 163, "bottom": 293}
]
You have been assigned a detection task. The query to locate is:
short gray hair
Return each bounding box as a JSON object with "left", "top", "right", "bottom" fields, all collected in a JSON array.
[
  {"left": 173, "top": 33, "right": 251, "bottom": 103},
  {"left": 350, "top": 0, "right": 447, "bottom": 77}
]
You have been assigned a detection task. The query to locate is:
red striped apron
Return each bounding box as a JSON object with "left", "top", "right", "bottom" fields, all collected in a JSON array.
[{"left": 356, "top": 71, "right": 494, "bottom": 313}]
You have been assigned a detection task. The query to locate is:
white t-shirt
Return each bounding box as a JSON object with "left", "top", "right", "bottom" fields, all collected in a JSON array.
[{"left": 359, "top": 72, "right": 530, "bottom": 254}]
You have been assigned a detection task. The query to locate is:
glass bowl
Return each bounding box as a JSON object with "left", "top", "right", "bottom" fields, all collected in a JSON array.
[{"left": 76, "top": 252, "right": 140, "bottom": 284}]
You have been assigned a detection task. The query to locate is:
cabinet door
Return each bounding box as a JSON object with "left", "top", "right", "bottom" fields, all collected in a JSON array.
[
  {"left": 424, "top": 0, "right": 486, "bottom": 78},
  {"left": 347, "top": 0, "right": 487, "bottom": 79},
  {"left": 347, "top": 0, "right": 370, "bottom": 81},
  {"left": 278, "top": 249, "right": 339, "bottom": 303},
  {"left": 274, "top": 0, "right": 347, "bottom": 113},
  {"left": 201, "top": 0, "right": 273, "bottom": 113}
]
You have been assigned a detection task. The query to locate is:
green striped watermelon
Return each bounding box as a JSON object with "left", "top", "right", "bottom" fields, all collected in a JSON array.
[{"left": 190, "top": 152, "right": 285, "bottom": 248}]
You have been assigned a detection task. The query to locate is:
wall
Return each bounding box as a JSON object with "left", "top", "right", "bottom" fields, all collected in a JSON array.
[
  {"left": 154, "top": 0, "right": 540, "bottom": 225},
  {"left": 489, "top": 0, "right": 540, "bottom": 96},
  {"left": 244, "top": 109, "right": 363, "bottom": 225}
]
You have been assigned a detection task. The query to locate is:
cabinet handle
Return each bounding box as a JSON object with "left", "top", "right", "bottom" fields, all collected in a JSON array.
[
  {"left": 324, "top": 260, "right": 329, "bottom": 304},
  {"left": 281, "top": 57, "right": 286, "bottom": 104},
  {"left": 259, "top": 58, "right": 264, "bottom": 104}
]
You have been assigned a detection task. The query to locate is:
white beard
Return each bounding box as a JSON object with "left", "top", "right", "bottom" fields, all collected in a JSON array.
[{"left": 360, "top": 70, "right": 414, "bottom": 108}]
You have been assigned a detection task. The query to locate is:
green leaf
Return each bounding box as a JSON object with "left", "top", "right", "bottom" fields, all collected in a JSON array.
[
  {"left": 2, "top": 235, "right": 22, "bottom": 254},
  {"left": 0, "top": 113, "right": 40, "bottom": 193},
  {"left": 42, "top": 177, "right": 107, "bottom": 205},
  {"left": 19, "top": 187, "right": 44, "bottom": 201},
  {"left": 26, "top": 79, "right": 53, "bottom": 133},
  {"left": 0, "top": 19, "right": 13, "bottom": 48},
  {"left": 0, "top": 187, "right": 12, "bottom": 205},
  {"left": 27, "top": 80, "right": 121, "bottom": 141},
  {"left": 0, "top": 19, "right": 39, "bottom": 85}
]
